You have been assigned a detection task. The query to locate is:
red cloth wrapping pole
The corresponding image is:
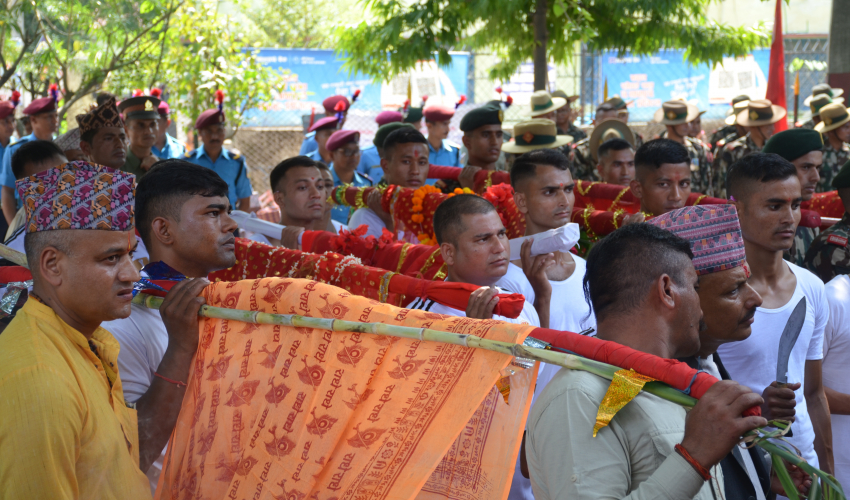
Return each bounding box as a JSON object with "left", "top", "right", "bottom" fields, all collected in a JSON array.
[
  {"left": 0, "top": 266, "right": 32, "bottom": 283},
  {"left": 427, "top": 164, "right": 511, "bottom": 191},
  {"left": 529, "top": 327, "right": 762, "bottom": 417},
  {"left": 389, "top": 273, "right": 524, "bottom": 318}
]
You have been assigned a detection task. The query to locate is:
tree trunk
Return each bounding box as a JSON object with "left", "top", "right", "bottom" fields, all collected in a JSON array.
[
  {"left": 533, "top": 0, "right": 548, "bottom": 91},
  {"left": 828, "top": 0, "right": 850, "bottom": 96}
]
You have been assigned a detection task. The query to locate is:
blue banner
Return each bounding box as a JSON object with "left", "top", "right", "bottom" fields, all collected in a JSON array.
[
  {"left": 600, "top": 49, "right": 772, "bottom": 122},
  {"left": 243, "top": 49, "right": 471, "bottom": 128}
]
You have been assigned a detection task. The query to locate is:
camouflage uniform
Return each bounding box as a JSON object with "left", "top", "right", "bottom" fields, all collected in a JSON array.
[
  {"left": 798, "top": 119, "right": 816, "bottom": 130},
  {"left": 804, "top": 214, "right": 850, "bottom": 283},
  {"left": 569, "top": 138, "right": 598, "bottom": 181},
  {"left": 632, "top": 129, "right": 645, "bottom": 148},
  {"left": 708, "top": 124, "right": 737, "bottom": 150},
  {"left": 819, "top": 142, "right": 850, "bottom": 193},
  {"left": 712, "top": 134, "right": 761, "bottom": 199},
  {"left": 562, "top": 123, "right": 587, "bottom": 144},
  {"left": 684, "top": 137, "right": 714, "bottom": 196},
  {"left": 784, "top": 225, "right": 820, "bottom": 268}
]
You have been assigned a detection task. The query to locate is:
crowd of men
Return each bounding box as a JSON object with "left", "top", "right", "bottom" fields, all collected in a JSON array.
[{"left": 0, "top": 82, "right": 848, "bottom": 500}]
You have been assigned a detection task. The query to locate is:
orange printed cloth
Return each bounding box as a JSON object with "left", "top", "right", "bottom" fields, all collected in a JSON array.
[{"left": 155, "top": 277, "right": 536, "bottom": 500}]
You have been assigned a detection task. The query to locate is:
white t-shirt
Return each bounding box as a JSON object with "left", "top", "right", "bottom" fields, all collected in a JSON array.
[
  {"left": 823, "top": 275, "right": 850, "bottom": 487},
  {"left": 406, "top": 286, "right": 541, "bottom": 327},
  {"left": 716, "top": 262, "right": 828, "bottom": 468},
  {"left": 102, "top": 300, "right": 169, "bottom": 495},
  {"left": 348, "top": 207, "right": 386, "bottom": 239},
  {"left": 496, "top": 256, "right": 595, "bottom": 500}
]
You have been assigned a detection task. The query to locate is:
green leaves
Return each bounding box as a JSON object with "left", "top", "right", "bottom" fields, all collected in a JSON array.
[{"left": 337, "top": 0, "right": 770, "bottom": 82}]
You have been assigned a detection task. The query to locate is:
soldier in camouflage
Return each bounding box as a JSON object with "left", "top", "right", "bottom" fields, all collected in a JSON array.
[
  {"left": 800, "top": 84, "right": 845, "bottom": 130},
  {"left": 763, "top": 128, "right": 825, "bottom": 266},
  {"left": 712, "top": 99, "right": 785, "bottom": 198},
  {"left": 604, "top": 95, "right": 644, "bottom": 148},
  {"left": 814, "top": 102, "right": 850, "bottom": 192},
  {"left": 552, "top": 90, "right": 587, "bottom": 144},
  {"left": 572, "top": 118, "right": 635, "bottom": 183},
  {"left": 570, "top": 104, "right": 620, "bottom": 181},
  {"left": 797, "top": 93, "right": 836, "bottom": 130},
  {"left": 654, "top": 100, "right": 714, "bottom": 195},
  {"left": 708, "top": 95, "right": 750, "bottom": 151},
  {"left": 805, "top": 159, "right": 850, "bottom": 282}
]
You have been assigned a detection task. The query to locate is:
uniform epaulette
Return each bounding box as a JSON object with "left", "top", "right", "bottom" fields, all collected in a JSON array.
[
  {"left": 231, "top": 150, "right": 243, "bottom": 160},
  {"left": 184, "top": 150, "right": 194, "bottom": 158},
  {"left": 444, "top": 140, "right": 461, "bottom": 150}
]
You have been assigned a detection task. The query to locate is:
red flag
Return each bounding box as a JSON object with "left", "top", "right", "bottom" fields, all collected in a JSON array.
[{"left": 765, "top": 0, "right": 787, "bottom": 131}]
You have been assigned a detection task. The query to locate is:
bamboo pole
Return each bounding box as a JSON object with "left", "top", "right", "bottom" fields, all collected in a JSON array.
[
  {"left": 133, "top": 293, "right": 697, "bottom": 407},
  {"left": 0, "top": 244, "right": 27, "bottom": 267}
]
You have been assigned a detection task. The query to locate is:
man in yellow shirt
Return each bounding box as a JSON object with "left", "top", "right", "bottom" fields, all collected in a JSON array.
[{"left": 0, "top": 160, "right": 205, "bottom": 499}]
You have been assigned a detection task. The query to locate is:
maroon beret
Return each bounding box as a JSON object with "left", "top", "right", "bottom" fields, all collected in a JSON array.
[
  {"left": 375, "top": 110, "right": 403, "bottom": 126},
  {"left": 0, "top": 102, "right": 14, "bottom": 120},
  {"left": 423, "top": 104, "right": 455, "bottom": 122},
  {"left": 326, "top": 130, "right": 360, "bottom": 152},
  {"left": 195, "top": 108, "right": 226, "bottom": 129},
  {"left": 158, "top": 100, "right": 170, "bottom": 118},
  {"left": 308, "top": 116, "right": 340, "bottom": 133},
  {"left": 322, "top": 95, "right": 350, "bottom": 114},
  {"left": 23, "top": 96, "right": 57, "bottom": 116}
]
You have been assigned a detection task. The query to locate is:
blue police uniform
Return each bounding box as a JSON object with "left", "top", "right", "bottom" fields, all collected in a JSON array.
[
  {"left": 0, "top": 133, "right": 42, "bottom": 208},
  {"left": 428, "top": 139, "right": 461, "bottom": 168},
  {"left": 330, "top": 165, "right": 371, "bottom": 224},
  {"left": 184, "top": 146, "right": 253, "bottom": 208},
  {"left": 300, "top": 132, "right": 318, "bottom": 155},
  {"left": 306, "top": 148, "right": 330, "bottom": 166},
  {"left": 152, "top": 133, "right": 186, "bottom": 160},
  {"left": 357, "top": 145, "right": 384, "bottom": 184}
]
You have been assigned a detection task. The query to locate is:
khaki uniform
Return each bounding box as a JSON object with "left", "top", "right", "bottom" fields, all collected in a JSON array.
[
  {"left": 784, "top": 225, "right": 820, "bottom": 268},
  {"left": 712, "top": 134, "right": 761, "bottom": 198},
  {"left": 684, "top": 137, "right": 714, "bottom": 196},
  {"left": 804, "top": 214, "right": 850, "bottom": 283},
  {"left": 820, "top": 142, "right": 850, "bottom": 193}
]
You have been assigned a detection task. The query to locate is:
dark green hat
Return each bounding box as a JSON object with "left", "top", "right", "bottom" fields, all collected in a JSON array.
[
  {"left": 373, "top": 122, "right": 414, "bottom": 148},
  {"left": 403, "top": 107, "right": 423, "bottom": 123},
  {"left": 833, "top": 160, "right": 850, "bottom": 189},
  {"left": 762, "top": 128, "right": 824, "bottom": 162},
  {"left": 459, "top": 104, "right": 503, "bottom": 132}
]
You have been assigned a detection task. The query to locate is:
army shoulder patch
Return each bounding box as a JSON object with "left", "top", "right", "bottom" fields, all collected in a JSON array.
[{"left": 827, "top": 234, "right": 848, "bottom": 247}]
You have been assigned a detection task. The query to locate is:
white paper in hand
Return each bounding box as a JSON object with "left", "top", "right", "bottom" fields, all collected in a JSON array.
[
  {"left": 231, "top": 210, "right": 304, "bottom": 245},
  {"left": 508, "top": 223, "right": 580, "bottom": 260}
]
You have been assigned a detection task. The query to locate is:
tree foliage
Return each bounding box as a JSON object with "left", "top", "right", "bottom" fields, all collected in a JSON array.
[
  {"left": 244, "top": 0, "right": 358, "bottom": 49},
  {"left": 107, "top": 0, "right": 286, "bottom": 135},
  {"left": 337, "top": 0, "right": 771, "bottom": 83}
]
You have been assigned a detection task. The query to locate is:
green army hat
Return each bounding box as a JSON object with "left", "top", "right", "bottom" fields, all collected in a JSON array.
[
  {"left": 833, "top": 159, "right": 850, "bottom": 189},
  {"left": 460, "top": 104, "right": 502, "bottom": 132},
  {"left": 403, "top": 107, "right": 423, "bottom": 123},
  {"left": 373, "top": 122, "right": 414, "bottom": 148},
  {"left": 762, "top": 128, "right": 824, "bottom": 162}
]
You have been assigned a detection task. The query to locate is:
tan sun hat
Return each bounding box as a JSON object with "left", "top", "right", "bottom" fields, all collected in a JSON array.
[
  {"left": 814, "top": 103, "right": 850, "bottom": 133},
  {"left": 552, "top": 90, "right": 580, "bottom": 103},
  {"left": 502, "top": 118, "right": 573, "bottom": 154},
  {"left": 529, "top": 91, "right": 567, "bottom": 117},
  {"left": 735, "top": 99, "right": 786, "bottom": 127},
  {"left": 804, "top": 83, "right": 845, "bottom": 107},
  {"left": 653, "top": 101, "right": 701, "bottom": 125},
  {"left": 724, "top": 99, "right": 752, "bottom": 125},
  {"left": 589, "top": 118, "right": 635, "bottom": 162},
  {"left": 799, "top": 94, "right": 835, "bottom": 123}
]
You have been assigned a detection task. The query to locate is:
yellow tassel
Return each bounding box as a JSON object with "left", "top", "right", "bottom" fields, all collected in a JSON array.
[{"left": 593, "top": 369, "right": 655, "bottom": 437}]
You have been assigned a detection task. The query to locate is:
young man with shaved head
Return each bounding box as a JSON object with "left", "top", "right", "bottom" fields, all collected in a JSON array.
[
  {"left": 718, "top": 153, "right": 833, "bottom": 473},
  {"left": 630, "top": 138, "right": 692, "bottom": 219}
]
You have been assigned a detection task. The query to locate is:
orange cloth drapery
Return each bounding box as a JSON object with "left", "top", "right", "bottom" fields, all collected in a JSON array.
[{"left": 155, "top": 277, "right": 536, "bottom": 500}]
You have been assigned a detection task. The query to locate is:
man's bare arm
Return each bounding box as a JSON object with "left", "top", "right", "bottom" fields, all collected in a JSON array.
[{"left": 805, "top": 359, "right": 834, "bottom": 474}]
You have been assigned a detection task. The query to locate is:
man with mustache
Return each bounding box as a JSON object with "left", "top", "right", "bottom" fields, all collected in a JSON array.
[
  {"left": 650, "top": 205, "right": 810, "bottom": 499},
  {"left": 525, "top": 223, "right": 767, "bottom": 500},
  {"left": 408, "top": 193, "right": 541, "bottom": 327},
  {"left": 762, "top": 128, "right": 825, "bottom": 267},
  {"left": 103, "top": 159, "right": 238, "bottom": 493},
  {"left": 717, "top": 153, "right": 833, "bottom": 473},
  {"left": 630, "top": 138, "right": 692, "bottom": 218},
  {"left": 348, "top": 127, "right": 429, "bottom": 241},
  {"left": 118, "top": 94, "right": 161, "bottom": 179},
  {"left": 0, "top": 160, "right": 202, "bottom": 498},
  {"left": 77, "top": 97, "right": 129, "bottom": 170}
]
